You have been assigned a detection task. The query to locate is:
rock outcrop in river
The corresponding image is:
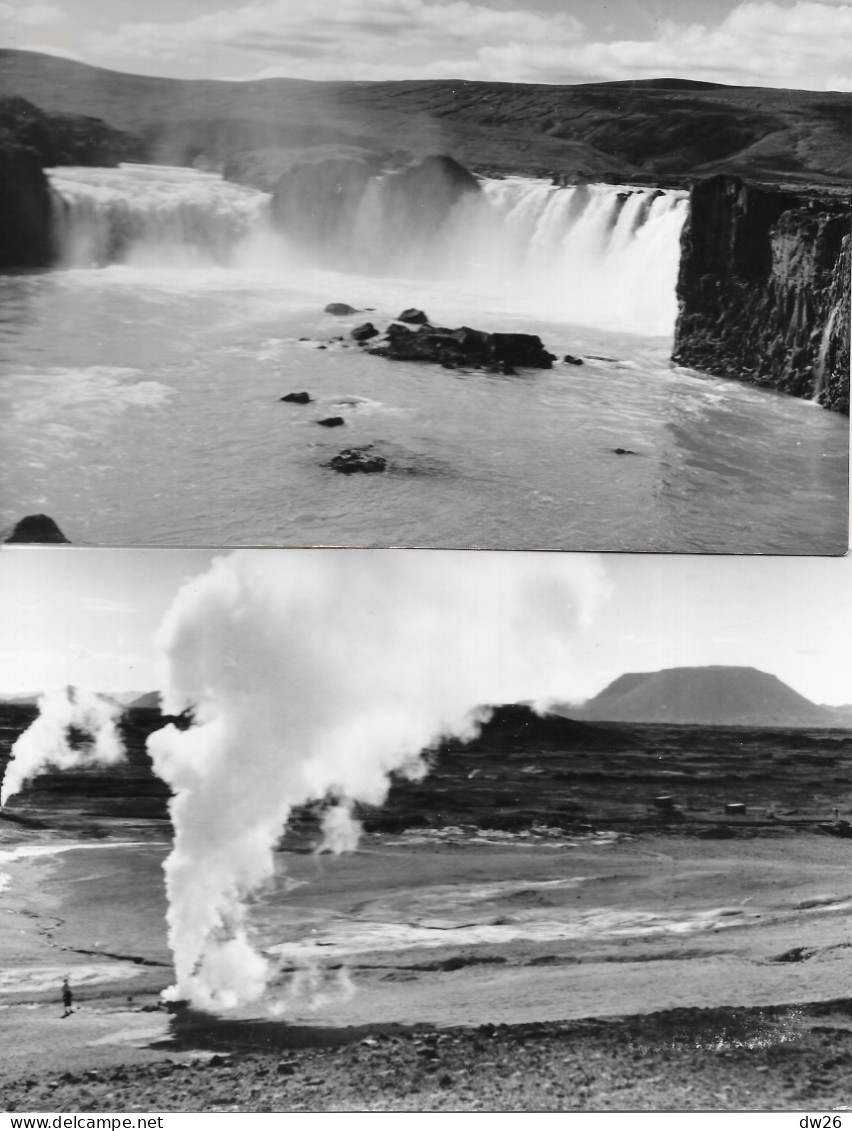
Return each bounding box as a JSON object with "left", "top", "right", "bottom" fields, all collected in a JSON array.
[
  {"left": 673, "top": 175, "right": 851, "bottom": 414},
  {"left": 364, "top": 318, "right": 554, "bottom": 370},
  {"left": 270, "top": 154, "right": 481, "bottom": 270}
]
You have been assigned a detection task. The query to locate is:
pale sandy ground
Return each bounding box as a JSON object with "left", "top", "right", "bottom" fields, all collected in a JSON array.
[{"left": 2, "top": 826, "right": 852, "bottom": 1111}]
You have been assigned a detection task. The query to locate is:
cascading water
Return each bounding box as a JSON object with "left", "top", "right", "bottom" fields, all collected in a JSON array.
[
  {"left": 456, "top": 179, "right": 689, "bottom": 335},
  {"left": 47, "top": 162, "right": 688, "bottom": 336},
  {"left": 48, "top": 164, "right": 273, "bottom": 269},
  {"left": 812, "top": 306, "right": 840, "bottom": 403}
]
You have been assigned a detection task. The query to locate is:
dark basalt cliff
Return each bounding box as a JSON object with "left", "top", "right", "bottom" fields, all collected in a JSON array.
[
  {"left": 0, "top": 144, "right": 54, "bottom": 269},
  {"left": 673, "top": 175, "right": 851, "bottom": 413}
]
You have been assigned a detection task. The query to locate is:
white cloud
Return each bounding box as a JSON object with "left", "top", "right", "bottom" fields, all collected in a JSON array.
[
  {"left": 0, "top": 2, "right": 64, "bottom": 27},
  {"left": 86, "top": 0, "right": 583, "bottom": 72},
  {"left": 68, "top": 0, "right": 852, "bottom": 89}
]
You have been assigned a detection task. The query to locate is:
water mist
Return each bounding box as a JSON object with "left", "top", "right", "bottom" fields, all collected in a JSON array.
[
  {"left": 146, "top": 550, "right": 606, "bottom": 1011},
  {"left": 1, "top": 686, "right": 126, "bottom": 806}
]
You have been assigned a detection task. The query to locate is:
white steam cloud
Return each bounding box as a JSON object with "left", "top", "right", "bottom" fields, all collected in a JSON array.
[
  {"left": 1, "top": 686, "right": 126, "bottom": 807},
  {"left": 147, "top": 550, "right": 606, "bottom": 1011}
]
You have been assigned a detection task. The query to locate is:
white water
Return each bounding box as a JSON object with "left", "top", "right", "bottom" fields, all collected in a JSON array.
[
  {"left": 47, "top": 164, "right": 687, "bottom": 336},
  {"left": 49, "top": 164, "right": 270, "bottom": 270},
  {"left": 0, "top": 164, "right": 845, "bottom": 552}
]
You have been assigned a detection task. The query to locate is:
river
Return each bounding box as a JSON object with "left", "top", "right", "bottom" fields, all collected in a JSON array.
[{"left": 0, "top": 165, "right": 846, "bottom": 552}]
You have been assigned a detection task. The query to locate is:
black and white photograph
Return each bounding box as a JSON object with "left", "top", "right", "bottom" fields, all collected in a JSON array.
[
  {"left": 0, "top": 0, "right": 849, "bottom": 552},
  {"left": 1, "top": 546, "right": 852, "bottom": 1112}
]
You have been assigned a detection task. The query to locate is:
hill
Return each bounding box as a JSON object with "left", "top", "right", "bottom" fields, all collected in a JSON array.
[
  {"left": 561, "top": 666, "right": 847, "bottom": 728},
  {"left": 0, "top": 49, "right": 849, "bottom": 185}
]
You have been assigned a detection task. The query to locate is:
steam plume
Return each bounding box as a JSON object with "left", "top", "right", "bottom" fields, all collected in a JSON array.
[
  {"left": 1, "top": 686, "right": 126, "bottom": 806},
  {"left": 147, "top": 550, "right": 605, "bottom": 1010}
]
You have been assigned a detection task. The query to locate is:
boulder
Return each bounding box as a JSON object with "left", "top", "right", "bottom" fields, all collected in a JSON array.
[
  {"left": 563, "top": 354, "right": 584, "bottom": 365},
  {"left": 280, "top": 391, "right": 312, "bottom": 404},
  {"left": 368, "top": 323, "right": 553, "bottom": 370},
  {"left": 316, "top": 416, "right": 345, "bottom": 427},
  {"left": 326, "top": 446, "right": 387, "bottom": 474},
  {"left": 397, "top": 308, "right": 429, "bottom": 324},
  {"left": 270, "top": 158, "right": 375, "bottom": 258},
  {"left": 351, "top": 322, "right": 379, "bottom": 341},
  {"left": 384, "top": 156, "right": 481, "bottom": 232},
  {"left": 325, "top": 303, "right": 359, "bottom": 315},
  {"left": 1, "top": 514, "right": 70, "bottom": 543}
]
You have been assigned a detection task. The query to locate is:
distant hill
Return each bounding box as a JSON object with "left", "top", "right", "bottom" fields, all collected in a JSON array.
[
  {"left": 559, "top": 666, "right": 848, "bottom": 728},
  {"left": 0, "top": 49, "right": 849, "bottom": 185}
]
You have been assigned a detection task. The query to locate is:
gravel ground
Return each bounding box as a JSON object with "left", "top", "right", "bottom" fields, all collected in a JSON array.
[{"left": 3, "top": 1000, "right": 852, "bottom": 1113}]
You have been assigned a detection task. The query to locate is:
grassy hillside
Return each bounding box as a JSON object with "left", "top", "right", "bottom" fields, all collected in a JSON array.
[{"left": 0, "top": 49, "right": 849, "bottom": 185}]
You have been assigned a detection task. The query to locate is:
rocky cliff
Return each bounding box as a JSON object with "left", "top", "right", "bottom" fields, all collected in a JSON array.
[
  {"left": 269, "top": 153, "right": 481, "bottom": 271},
  {"left": 673, "top": 175, "right": 850, "bottom": 413},
  {"left": 0, "top": 95, "right": 143, "bottom": 270},
  {"left": 0, "top": 144, "right": 54, "bottom": 269}
]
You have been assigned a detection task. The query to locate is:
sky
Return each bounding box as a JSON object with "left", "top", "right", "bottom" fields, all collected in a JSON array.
[
  {"left": 1, "top": 547, "right": 850, "bottom": 705},
  {"left": 0, "top": 0, "right": 850, "bottom": 90}
]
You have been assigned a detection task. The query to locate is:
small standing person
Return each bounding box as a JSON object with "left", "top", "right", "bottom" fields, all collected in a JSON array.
[{"left": 61, "top": 977, "right": 73, "bottom": 1018}]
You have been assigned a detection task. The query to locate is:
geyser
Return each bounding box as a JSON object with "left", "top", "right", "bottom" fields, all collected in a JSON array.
[
  {"left": 0, "top": 685, "right": 126, "bottom": 806},
  {"left": 146, "top": 550, "right": 606, "bottom": 1011}
]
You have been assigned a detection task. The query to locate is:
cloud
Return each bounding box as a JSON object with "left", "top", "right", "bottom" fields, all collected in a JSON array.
[
  {"left": 82, "top": 0, "right": 852, "bottom": 90},
  {"left": 0, "top": 2, "right": 64, "bottom": 27},
  {"left": 85, "top": 0, "right": 583, "bottom": 73}
]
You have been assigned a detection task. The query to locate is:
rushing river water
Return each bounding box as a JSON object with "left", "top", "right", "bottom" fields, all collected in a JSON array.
[{"left": 0, "top": 165, "right": 846, "bottom": 552}]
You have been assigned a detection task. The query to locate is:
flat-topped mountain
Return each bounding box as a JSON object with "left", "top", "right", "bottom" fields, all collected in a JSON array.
[
  {"left": 1, "top": 49, "right": 849, "bottom": 184},
  {"left": 562, "top": 666, "right": 850, "bottom": 727}
]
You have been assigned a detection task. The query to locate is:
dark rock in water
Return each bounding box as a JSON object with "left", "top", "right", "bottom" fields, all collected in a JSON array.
[
  {"left": 368, "top": 323, "right": 553, "bottom": 370},
  {"left": 351, "top": 322, "right": 379, "bottom": 341},
  {"left": 673, "top": 174, "right": 850, "bottom": 414},
  {"left": 563, "top": 354, "right": 584, "bottom": 365},
  {"left": 398, "top": 308, "right": 429, "bottom": 324},
  {"left": 325, "top": 303, "right": 359, "bottom": 315},
  {"left": 613, "top": 448, "right": 638, "bottom": 455},
  {"left": 1, "top": 514, "right": 70, "bottom": 543},
  {"left": 491, "top": 333, "right": 555, "bottom": 368},
  {"left": 386, "top": 322, "right": 415, "bottom": 340},
  {"left": 280, "top": 391, "right": 312, "bottom": 403},
  {"left": 317, "top": 416, "right": 345, "bottom": 427},
  {"left": 326, "top": 446, "right": 387, "bottom": 474}
]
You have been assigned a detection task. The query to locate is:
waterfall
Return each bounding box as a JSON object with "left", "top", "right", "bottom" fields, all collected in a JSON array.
[
  {"left": 48, "top": 162, "right": 689, "bottom": 336},
  {"left": 457, "top": 179, "right": 689, "bottom": 335},
  {"left": 48, "top": 164, "right": 272, "bottom": 269},
  {"left": 812, "top": 306, "right": 840, "bottom": 403}
]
